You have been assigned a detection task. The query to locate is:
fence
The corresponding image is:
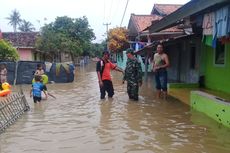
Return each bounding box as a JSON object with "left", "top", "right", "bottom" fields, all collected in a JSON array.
[{"left": 0, "top": 91, "right": 30, "bottom": 134}]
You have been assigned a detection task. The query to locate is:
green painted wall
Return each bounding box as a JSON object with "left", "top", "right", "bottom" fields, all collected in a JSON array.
[
  {"left": 191, "top": 91, "right": 230, "bottom": 128},
  {"left": 203, "top": 43, "right": 230, "bottom": 93},
  {"left": 117, "top": 51, "right": 152, "bottom": 72}
]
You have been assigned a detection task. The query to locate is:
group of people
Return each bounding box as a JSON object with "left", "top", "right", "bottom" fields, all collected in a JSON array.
[
  {"left": 30, "top": 64, "right": 48, "bottom": 103},
  {"left": 0, "top": 62, "right": 54, "bottom": 103},
  {"left": 96, "top": 43, "right": 169, "bottom": 101},
  {"left": 30, "top": 64, "right": 56, "bottom": 103},
  {"left": 1, "top": 43, "right": 169, "bottom": 103}
]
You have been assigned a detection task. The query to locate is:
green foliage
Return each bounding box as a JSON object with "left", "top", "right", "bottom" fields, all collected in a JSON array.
[
  {"left": 36, "top": 16, "right": 95, "bottom": 58},
  {"left": 89, "top": 42, "right": 106, "bottom": 57},
  {"left": 0, "top": 39, "right": 19, "bottom": 61},
  {"left": 6, "top": 9, "right": 22, "bottom": 32},
  {"left": 18, "top": 20, "right": 35, "bottom": 32},
  {"left": 108, "top": 27, "right": 129, "bottom": 53}
]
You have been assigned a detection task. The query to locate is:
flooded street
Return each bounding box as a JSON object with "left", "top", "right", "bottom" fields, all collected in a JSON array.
[{"left": 1, "top": 64, "right": 230, "bottom": 153}]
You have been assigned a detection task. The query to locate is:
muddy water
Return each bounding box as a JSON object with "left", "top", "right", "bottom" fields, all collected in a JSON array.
[{"left": 0, "top": 64, "right": 230, "bottom": 153}]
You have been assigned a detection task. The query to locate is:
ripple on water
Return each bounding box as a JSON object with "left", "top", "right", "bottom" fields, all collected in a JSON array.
[{"left": 1, "top": 66, "right": 230, "bottom": 153}]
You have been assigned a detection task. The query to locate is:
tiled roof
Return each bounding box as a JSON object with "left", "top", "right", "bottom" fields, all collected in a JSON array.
[
  {"left": 2, "top": 32, "right": 39, "bottom": 48},
  {"left": 130, "top": 14, "right": 182, "bottom": 33},
  {"left": 151, "top": 4, "right": 182, "bottom": 16},
  {"left": 131, "top": 14, "right": 162, "bottom": 33}
]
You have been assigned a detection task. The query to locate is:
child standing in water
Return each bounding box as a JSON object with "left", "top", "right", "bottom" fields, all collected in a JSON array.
[
  {"left": 34, "top": 64, "right": 45, "bottom": 76},
  {"left": 0, "top": 64, "right": 7, "bottom": 90},
  {"left": 34, "top": 63, "right": 56, "bottom": 99},
  {"left": 30, "top": 75, "right": 47, "bottom": 103}
]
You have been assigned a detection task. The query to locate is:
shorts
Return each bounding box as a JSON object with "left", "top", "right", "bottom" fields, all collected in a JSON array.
[
  {"left": 155, "top": 69, "right": 167, "bottom": 91},
  {"left": 33, "top": 96, "right": 41, "bottom": 103}
]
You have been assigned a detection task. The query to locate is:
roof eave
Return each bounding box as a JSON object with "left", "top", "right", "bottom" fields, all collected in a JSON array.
[{"left": 148, "top": 0, "right": 230, "bottom": 33}]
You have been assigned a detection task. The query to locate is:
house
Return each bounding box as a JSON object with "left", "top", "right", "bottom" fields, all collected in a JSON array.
[
  {"left": 119, "top": 4, "right": 184, "bottom": 78},
  {"left": 2, "top": 32, "right": 72, "bottom": 62},
  {"left": 2, "top": 32, "right": 44, "bottom": 61},
  {"left": 151, "top": 4, "right": 182, "bottom": 16},
  {"left": 128, "top": 4, "right": 183, "bottom": 42},
  {"left": 147, "top": 0, "right": 230, "bottom": 128}
]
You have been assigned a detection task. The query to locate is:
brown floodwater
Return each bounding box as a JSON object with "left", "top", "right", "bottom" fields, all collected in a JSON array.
[{"left": 0, "top": 63, "right": 230, "bottom": 153}]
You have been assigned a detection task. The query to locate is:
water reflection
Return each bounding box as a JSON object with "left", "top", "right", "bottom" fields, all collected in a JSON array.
[{"left": 0, "top": 63, "right": 230, "bottom": 153}]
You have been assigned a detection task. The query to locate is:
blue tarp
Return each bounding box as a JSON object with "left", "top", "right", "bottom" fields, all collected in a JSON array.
[
  {"left": 49, "top": 63, "right": 74, "bottom": 83},
  {"left": 0, "top": 61, "right": 75, "bottom": 84},
  {"left": 16, "top": 61, "right": 44, "bottom": 84}
]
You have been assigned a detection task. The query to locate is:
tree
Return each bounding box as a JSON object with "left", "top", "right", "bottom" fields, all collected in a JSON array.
[
  {"left": 18, "top": 20, "right": 35, "bottom": 32},
  {"left": 36, "top": 16, "right": 95, "bottom": 62},
  {"left": 108, "top": 27, "right": 129, "bottom": 53},
  {"left": 6, "top": 9, "right": 22, "bottom": 32},
  {"left": 87, "top": 42, "right": 105, "bottom": 57},
  {"left": 0, "top": 40, "right": 19, "bottom": 61}
]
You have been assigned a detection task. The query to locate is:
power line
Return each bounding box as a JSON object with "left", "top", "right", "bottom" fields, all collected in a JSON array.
[
  {"left": 103, "top": 22, "right": 111, "bottom": 51},
  {"left": 120, "top": 0, "right": 130, "bottom": 26}
]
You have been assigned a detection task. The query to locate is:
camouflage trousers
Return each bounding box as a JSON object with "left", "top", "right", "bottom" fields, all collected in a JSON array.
[{"left": 127, "top": 81, "right": 139, "bottom": 100}]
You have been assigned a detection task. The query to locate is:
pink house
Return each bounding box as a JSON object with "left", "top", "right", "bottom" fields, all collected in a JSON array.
[
  {"left": 2, "top": 32, "right": 71, "bottom": 62},
  {"left": 2, "top": 32, "right": 41, "bottom": 61}
]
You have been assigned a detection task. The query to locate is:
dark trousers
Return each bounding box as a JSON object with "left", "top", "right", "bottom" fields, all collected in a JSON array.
[
  {"left": 100, "top": 80, "right": 114, "bottom": 99},
  {"left": 127, "top": 82, "right": 139, "bottom": 100}
]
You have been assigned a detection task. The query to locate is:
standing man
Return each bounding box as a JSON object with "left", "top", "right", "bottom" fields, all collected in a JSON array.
[
  {"left": 153, "top": 43, "right": 170, "bottom": 99},
  {"left": 123, "top": 48, "right": 143, "bottom": 101},
  {"left": 96, "top": 51, "right": 124, "bottom": 99}
]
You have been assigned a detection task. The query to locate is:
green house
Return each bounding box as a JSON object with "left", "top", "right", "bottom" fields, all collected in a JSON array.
[{"left": 147, "top": 0, "right": 230, "bottom": 127}]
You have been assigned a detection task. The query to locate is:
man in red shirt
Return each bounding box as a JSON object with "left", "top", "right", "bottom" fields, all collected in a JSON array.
[{"left": 96, "top": 51, "right": 124, "bottom": 99}]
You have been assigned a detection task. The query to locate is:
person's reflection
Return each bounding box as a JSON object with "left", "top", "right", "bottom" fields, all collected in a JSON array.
[
  {"left": 33, "top": 101, "right": 46, "bottom": 125},
  {"left": 96, "top": 99, "right": 113, "bottom": 145}
]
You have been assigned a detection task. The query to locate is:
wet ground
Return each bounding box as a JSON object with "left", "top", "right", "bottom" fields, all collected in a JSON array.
[{"left": 0, "top": 63, "right": 230, "bottom": 153}]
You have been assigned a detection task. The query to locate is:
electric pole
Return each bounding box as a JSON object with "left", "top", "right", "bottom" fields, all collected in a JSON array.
[{"left": 103, "top": 22, "right": 111, "bottom": 52}]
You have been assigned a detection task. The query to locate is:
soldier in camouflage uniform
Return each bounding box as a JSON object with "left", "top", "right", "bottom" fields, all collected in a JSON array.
[{"left": 123, "top": 48, "right": 142, "bottom": 101}]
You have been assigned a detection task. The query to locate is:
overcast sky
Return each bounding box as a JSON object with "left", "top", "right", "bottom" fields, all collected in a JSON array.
[{"left": 0, "top": 0, "right": 189, "bottom": 42}]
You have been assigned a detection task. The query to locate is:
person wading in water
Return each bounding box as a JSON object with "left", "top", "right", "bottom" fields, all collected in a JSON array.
[
  {"left": 96, "top": 51, "right": 124, "bottom": 99},
  {"left": 152, "top": 43, "right": 170, "bottom": 99}
]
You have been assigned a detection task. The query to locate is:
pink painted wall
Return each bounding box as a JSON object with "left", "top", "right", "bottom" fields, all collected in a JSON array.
[{"left": 18, "top": 48, "right": 33, "bottom": 61}]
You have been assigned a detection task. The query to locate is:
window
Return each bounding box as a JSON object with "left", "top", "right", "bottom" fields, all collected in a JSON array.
[{"left": 215, "top": 41, "right": 225, "bottom": 65}]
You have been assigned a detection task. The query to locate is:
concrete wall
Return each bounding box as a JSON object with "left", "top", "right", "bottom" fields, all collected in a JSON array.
[{"left": 191, "top": 91, "right": 230, "bottom": 128}]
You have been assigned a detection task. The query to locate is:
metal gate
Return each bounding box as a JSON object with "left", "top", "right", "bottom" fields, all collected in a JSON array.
[{"left": 0, "top": 91, "right": 30, "bottom": 134}]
